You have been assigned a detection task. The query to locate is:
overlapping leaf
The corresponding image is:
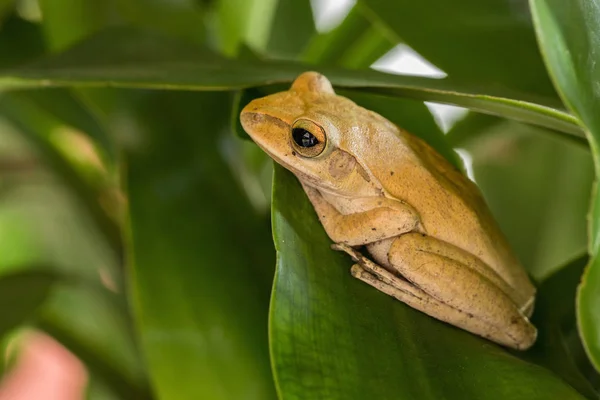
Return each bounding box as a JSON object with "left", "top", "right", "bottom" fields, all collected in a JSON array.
[
  {"left": 529, "top": 0, "right": 600, "bottom": 372},
  {"left": 125, "top": 91, "right": 276, "bottom": 400},
  {"left": 0, "top": 28, "right": 582, "bottom": 142}
]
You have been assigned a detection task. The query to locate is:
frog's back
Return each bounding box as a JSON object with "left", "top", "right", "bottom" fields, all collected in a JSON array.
[{"left": 371, "top": 125, "right": 534, "bottom": 302}]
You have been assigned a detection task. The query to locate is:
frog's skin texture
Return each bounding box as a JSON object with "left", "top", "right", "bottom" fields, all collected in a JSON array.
[{"left": 240, "top": 72, "right": 537, "bottom": 350}]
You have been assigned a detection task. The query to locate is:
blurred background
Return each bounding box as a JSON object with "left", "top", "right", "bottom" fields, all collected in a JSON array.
[{"left": 0, "top": 0, "right": 595, "bottom": 399}]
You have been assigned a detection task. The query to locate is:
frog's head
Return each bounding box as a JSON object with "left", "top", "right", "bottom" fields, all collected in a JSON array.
[{"left": 240, "top": 72, "right": 377, "bottom": 196}]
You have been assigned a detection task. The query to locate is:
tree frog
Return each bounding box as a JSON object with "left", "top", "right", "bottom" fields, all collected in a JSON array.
[{"left": 240, "top": 72, "right": 537, "bottom": 350}]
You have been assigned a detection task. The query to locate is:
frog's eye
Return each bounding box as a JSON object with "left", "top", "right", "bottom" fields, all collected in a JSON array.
[{"left": 290, "top": 119, "right": 326, "bottom": 158}]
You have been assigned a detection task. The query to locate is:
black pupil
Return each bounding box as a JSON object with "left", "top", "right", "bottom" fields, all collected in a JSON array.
[{"left": 292, "top": 128, "right": 319, "bottom": 148}]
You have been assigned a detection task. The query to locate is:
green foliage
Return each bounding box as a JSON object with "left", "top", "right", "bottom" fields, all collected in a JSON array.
[{"left": 0, "top": 1, "right": 597, "bottom": 399}]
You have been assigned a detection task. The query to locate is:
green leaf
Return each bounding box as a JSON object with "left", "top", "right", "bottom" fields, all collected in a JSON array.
[
  {"left": 0, "top": 0, "right": 14, "bottom": 23},
  {"left": 271, "top": 164, "right": 585, "bottom": 399},
  {"left": 15, "top": 89, "right": 114, "bottom": 163},
  {"left": 446, "top": 113, "right": 504, "bottom": 147},
  {"left": 527, "top": 254, "right": 598, "bottom": 398},
  {"left": 0, "top": 269, "right": 58, "bottom": 336},
  {"left": 0, "top": 93, "right": 121, "bottom": 257},
  {"left": 126, "top": 91, "right": 276, "bottom": 400},
  {"left": 205, "top": 0, "right": 276, "bottom": 56},
  {"left": 0, "top": 28, "right": 583, "bottom": 141},
  {"left": 360, "top": 0, "right": 555, "bottom": 97},
  {"left": 117, "top": 0, "right": 206, "bottom": 46},
  {"left": 265, "top": 0, "right": 315, "bottom": 59},
  {"left": 0, "top": 14, "right": 45, "bottom": 69},
  {"left": 529, "top": 0, "right": 600, "bottom": 372},
  {"left": 38, "top": 0, "right": 118, "bottom": 52},
  {"left": 302, "top": 5, "right": 395, "bottom": 69}
]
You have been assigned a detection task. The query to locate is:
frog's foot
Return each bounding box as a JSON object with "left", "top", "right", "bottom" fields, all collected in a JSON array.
[{"left": 333, "top": 243, "right": 438, "bottom": 309}]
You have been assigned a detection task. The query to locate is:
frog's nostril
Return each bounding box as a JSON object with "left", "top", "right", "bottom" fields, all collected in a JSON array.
[{"left": 241, "top": 112, "right": 262, "bottom": 126}]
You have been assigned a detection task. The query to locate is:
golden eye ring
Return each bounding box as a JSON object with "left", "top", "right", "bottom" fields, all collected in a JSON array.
[{"left": 290, "top": 119, "right": 327, "bottom": 158}]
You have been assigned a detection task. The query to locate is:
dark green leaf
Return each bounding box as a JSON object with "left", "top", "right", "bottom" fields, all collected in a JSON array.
[
  {"left": 527, "top": 254, "right": 598, "bottom": 398},
  {"left": 265, "top": 0, "right": 315, "bottom": 59},
  {"left": 0, "top": 14, "right": 45, "bottom": 69},
  {"left": 0, "top": 28, "right": 582, "bottom": 141},
  {"left": 302, "top": 5, "right": 395, "bottom": 69},
  {"left": 360, "top": 0, "right": 556, "bottom": 96},
  {"left": 446, "top": 113, "right": 503, "bottom": 147},
  {"left": 529, "top": 0, "right": 600, "bottom": 371},
  {"left": 0, "top": 0, "right": 14, "bottom": 22},
  {"left": 0, "top": 269, "right": 58, "bottom": 336},
  {"left": 126, "top": 91, "right": 276, "bottom": 400},
  {"left": 270, "top": 164, "right": 584, "bottom": 399}
]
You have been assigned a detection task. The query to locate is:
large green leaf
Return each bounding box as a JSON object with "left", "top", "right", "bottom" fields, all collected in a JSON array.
[
  {"left": 271, "top": 163, "right": 585, "bottom": 399},
  {"left": 360, "top": 0, "right": 555, "bottom": 97},
  {"left": 529, "top": 0, "right": 600, "bottom": 371},
  {"left": 126, "top": 91, "right": 276, "bottom": 400},
  {"left": 0, "top": 28, "right": 582, "bottom": 141},
  {"left": 269, "top": 94, "right": 586, "bottom": 399}
]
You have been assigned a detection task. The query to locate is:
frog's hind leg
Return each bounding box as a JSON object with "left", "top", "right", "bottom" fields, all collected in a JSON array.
[
  {"left": 333, "top": 243, "right": 514, "bottom": 347},
  {"left": 384, "top": 233, "right": 536, "bottom": 350}
]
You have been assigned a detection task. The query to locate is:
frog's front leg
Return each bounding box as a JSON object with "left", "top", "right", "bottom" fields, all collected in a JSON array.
[{"left": 301, "top": 183, "right": 420, "bottom": 245}]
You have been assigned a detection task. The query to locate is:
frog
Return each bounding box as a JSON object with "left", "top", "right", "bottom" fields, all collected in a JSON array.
[{"left": 240, "top": 71, "right": 537, "bottom": 350}]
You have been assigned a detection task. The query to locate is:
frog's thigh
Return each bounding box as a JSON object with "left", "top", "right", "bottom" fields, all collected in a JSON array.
[
  {"left": 350, "top": 264, "right": 509, "bottom": 347},
  {"left": 387, "top": 233, "right": 536, "bottom": 350}
]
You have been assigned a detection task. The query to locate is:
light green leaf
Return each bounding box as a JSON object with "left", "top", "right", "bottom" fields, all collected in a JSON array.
[
  {"left": 529, "top": 0, "right": 600, "bottom": 372},
  {"left": 126, "top": 91, "right": 276, "bottom": 400},
  {"left": 0, "top": 93, "right": 121, "bottom": 256}
]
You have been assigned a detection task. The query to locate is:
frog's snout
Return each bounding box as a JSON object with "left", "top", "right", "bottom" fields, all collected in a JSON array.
[{"left": 239, "top": 109, "right": 257, "bottom": 132}]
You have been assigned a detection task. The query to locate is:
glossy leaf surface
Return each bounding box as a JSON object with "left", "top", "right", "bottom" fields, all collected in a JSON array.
[
  {"left": 0, "top": 28, "right": 582, "bottom": 141},
  {"left": 530, "top": 0, "right": 600, "bottom": 372},
  {"left": 126, "top": 91, "right": 276, "bottom": 400}
]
